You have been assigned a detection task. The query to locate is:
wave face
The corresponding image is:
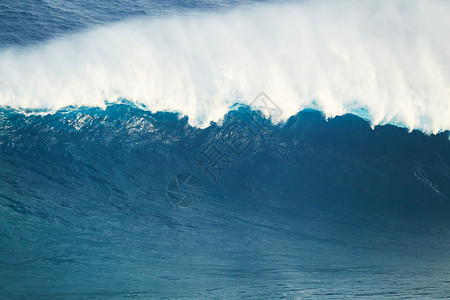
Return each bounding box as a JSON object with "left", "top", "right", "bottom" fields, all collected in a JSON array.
[
  {"left": 0, "top": 104, "right": 450, "bottom": 298},
  {"left": 1, "top": 0, "right": 450, "bottom": 132},
  {"left": 2, "top": 0, "right": 450, "bottom": 298}
]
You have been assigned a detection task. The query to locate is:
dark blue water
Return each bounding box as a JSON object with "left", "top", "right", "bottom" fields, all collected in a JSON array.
[
  {"left": 0, "top": 0, "right": 263, "bottom": 47},
  {"left": 0, "top": 103, "right": 449, "bottom": 298},
  {"left": 1, "top": 0, "right": 450, "bottom": 298}
]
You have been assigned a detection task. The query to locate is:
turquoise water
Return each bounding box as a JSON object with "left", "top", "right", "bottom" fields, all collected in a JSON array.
[{"left": 1, "top": 1, "right": 450, "bottom": 298}]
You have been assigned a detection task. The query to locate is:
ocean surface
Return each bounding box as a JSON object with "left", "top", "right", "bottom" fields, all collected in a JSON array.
[{"left": 1, "top": 0, "right": 450, "bottom": 298}]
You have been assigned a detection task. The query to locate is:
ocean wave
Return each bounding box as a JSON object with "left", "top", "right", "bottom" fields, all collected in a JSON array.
[
  {"left": 0, "top": 0, "right": 449, "bottom": 133},
  {"left": 1, "top": 102, "right": 450, "bottom": 298}
]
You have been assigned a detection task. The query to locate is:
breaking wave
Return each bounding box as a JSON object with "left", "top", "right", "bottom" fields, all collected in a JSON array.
[{"left": 0, "top": 0, "right": 449, "bottom": 133}]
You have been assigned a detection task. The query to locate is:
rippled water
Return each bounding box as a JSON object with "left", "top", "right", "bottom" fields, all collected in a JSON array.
[
  {"left": 1, "top": 104, "right": 449, "bottom": 298},
  {"left": 1, "top": 0, "right": 450, "bottom": 298}
]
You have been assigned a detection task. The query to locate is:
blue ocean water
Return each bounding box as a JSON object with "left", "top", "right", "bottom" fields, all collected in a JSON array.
[
  {"left": 0, "top": 0, "right": 263, "bottom": 47},
  {"left": 1, "top": 0, "right": 450, "bottom": 298}
]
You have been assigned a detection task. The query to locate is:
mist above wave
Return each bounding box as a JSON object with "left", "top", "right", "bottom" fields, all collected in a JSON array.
[{"left": 0, "top": 0, "right": 449, "bottom": 133}]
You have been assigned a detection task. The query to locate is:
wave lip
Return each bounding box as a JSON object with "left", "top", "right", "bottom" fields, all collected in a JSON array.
[{"left": 1, "top": 0, "right": 450, "bottom": 133}]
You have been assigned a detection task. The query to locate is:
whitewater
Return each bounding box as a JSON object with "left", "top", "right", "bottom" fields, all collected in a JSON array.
[
  {"left": 2, "top": 0, "right": 450, "bottom": 298},
  {"left": 1, "top": 0, "right": 449, "bottom": 133}
]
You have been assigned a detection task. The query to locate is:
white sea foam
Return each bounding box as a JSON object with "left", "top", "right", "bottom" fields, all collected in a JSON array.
[{"left": 0, "top": 0, "right": 449, "bottom": 132}]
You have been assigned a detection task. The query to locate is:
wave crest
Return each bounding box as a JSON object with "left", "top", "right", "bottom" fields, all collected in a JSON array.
[{"left": 0, "top": 0, "right": 449, "bottom": 133}]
